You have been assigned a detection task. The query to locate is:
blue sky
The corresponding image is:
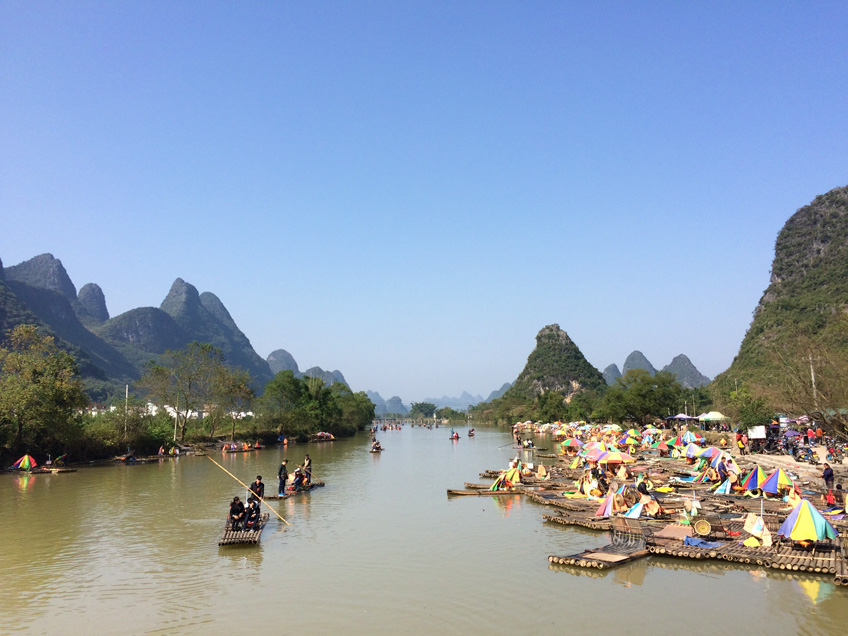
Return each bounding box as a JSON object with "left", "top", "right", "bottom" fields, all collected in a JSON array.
[{"left": 2, "top": 2, "right": 847, "bottom": 402}]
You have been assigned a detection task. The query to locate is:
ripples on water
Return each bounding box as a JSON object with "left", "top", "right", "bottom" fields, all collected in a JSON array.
[{"left": 1, "top": 427, "right": 845, "bottom": 635}]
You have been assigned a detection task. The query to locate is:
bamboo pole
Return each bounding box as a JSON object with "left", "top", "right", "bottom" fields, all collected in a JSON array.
[{"left": 207, "top": 455, "right": 291, "bottom": 526}]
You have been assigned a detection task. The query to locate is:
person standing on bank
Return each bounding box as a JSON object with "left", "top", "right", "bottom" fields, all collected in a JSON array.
[
  {"left": 249, "top": 475, "right": 265, "bottom": 500},
  {"left": 823, "top": 463, "right": 835, "bottom": 491},
  {"left": 277, "top": 460, "right": 288, "bottom": 496},
  {"left": 303, "top": 454, "right": 312, "bottom": 485}
]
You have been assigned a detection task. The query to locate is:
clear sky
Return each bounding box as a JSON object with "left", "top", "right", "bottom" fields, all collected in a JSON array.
[{"left": 2, "top": 2, "right": 847, "bottom": 402}]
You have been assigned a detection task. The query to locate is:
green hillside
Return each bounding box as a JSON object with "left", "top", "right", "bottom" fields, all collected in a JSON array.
[
  {"left": 715, "top": 184, "right": 848, "bottom": 396},
  {"left": 505, "top": 324, "right": 606, "bottom": 401}
]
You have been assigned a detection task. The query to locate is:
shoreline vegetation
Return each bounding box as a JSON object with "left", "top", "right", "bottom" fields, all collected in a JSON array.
[{"left": 0, "top": 325, "right": 376, "bottom": 466}]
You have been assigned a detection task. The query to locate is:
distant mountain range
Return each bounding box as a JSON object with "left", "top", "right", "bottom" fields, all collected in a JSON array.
[
  {"left": 604, "top": 350, "right": 710, "bottom": 388},
  {"left": 365, "top": 382, "right": 512, "bottom": 416},
  {"left": 0, "top": 253, "right": 353, "bottom": 400}
]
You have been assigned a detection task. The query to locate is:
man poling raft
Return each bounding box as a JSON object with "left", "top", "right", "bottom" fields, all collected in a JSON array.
[{"left": 206, "top": 455, "right": 290, "bottom": 526}]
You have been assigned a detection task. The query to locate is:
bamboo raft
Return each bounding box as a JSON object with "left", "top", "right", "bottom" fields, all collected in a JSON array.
[
  {"left": 218, "top": 512, "right": 269, "bottom": 546},
  {"left": 263, "top": 481, "right": 325, "bottom": 499},
  {"left": 222, "top": 446, "right": 264, "bottom": 453},
  {"left": 548, "top": 518, "right": 648, "bottom": 569},
  {"left": 447, "top": 489, "right": 523, "bottom": 497}
]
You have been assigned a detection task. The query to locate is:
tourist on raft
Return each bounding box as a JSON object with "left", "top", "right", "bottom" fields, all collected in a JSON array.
[
  {"left": 371, "top": 440, "right": 382, "bottom": 451},
  {"left": 229, "top": 496, "right": 245, "bottom": 531},
  {"left": 303, "top": 454, "right": 312, "bottom": 485},
  {"left": 277, "top": 460, "right": 288, "bottom": 496},
  {"left": 292, "top": 467, "right": 305, "bottom": 490},
  {"left": 244, "top": 497, "right": 261, "bottom": 531},
  {"left": 249, "top": 476, "right": 265, "bottom": 500}
]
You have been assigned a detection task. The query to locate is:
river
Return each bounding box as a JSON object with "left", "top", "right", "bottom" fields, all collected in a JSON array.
[{"left": 1, "top": 426, "right": 844, "bottom": 635}]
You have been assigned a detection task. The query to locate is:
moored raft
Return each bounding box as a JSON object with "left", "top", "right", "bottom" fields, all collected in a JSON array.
[
  {"left": 262, "top": 481, "right": 325, "bottom": 499},
  {"left": 219, "top": 512, "right": 269, "bottom": 546},
  {"left": 447, "top": 488, "right": 522, "bottom": 497}
]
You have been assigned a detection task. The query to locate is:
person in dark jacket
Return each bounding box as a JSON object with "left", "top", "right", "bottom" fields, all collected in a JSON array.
[
  {"left": 244, "top": 497, "right": 261, "bottom": 531},
  {"left": 249, "top": 476, "right": 265, "bottom": 500},
  {"left": 229, "top": 496, "right": 245, "bottom": 531},
  {"left": 823, "top": 463, "right": 835, "bottom": 491},
  {"left": 277, "top": 460, "right": 288, "bottom": 495}
]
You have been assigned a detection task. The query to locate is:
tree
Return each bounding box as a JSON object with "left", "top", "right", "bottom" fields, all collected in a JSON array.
[
  {"left": 0, "top": 324, "right": 88, "bottom": 456},
  {"left": 767, "top": 319, "right": 848, "bottom": 438},
  {"left": 536, "top": 390, "right": 567, "bottom": 423},
  {"left": 409, "top": 402, "right": 437, "bottom": 418},
  {"left": 137, "top": 342, "right": 236, "bottom": 442},
  {"left": 596, "top": 370, "right": 683, "bottom": 424},
  {"left": 727, "top": 384, "right": 773, "bottom": 431},
  {"left": 207, "top": 366, "right": 253, "bottom": 441}
]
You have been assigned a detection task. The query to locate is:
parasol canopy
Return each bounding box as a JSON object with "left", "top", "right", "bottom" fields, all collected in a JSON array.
[
  {"left": 11, "top": 455, "right": 37, "bottom": 470},
  {"left": 740, "top": 466, "right": 768, "bottom": 491},
  {"left": 684, "top": 443, "right": 703, "bottom": 459},
  {"left": 778, "top": 499, "right": 838, "bottom": 541},
  {"left": 761, "top": 468, "right": 795, "bottom": 494},
  {"left": 697, "top": 446, "right": 723, "bottom": 460},
  {"left": 597, "top": 450, "right": 636, "bottom": 464}
]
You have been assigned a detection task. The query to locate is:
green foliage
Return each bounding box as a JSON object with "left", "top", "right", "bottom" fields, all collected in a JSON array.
[
  {"left": 715, "top": 185, "right": 848, "bottom": 399},
  {"left": 727, "top": 384, "right": 773, "bottom": 430},
  {"left": 506, "top": 324, "right": 606, "bottom": 401},
  {"left": 596, "top": 370, "right": 684, "bottom": 424},
  {"left": 257, "top": 371, "right": 374, "bottom": 440},
  {"left": 136, "top": 341, "right": 253, "bottom": 442},
  {"left": 435, "top": 406, "right": 467, "bottom": 421},
  {"left": 0, "top": 324, "right": 89, "bottom": 458},
  {"left": 409, "top": 402, "right": 437, "bottom": 418}
]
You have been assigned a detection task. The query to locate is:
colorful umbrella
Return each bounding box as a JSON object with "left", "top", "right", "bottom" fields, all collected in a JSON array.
[
  {"left": 597, "top": 450, "right": 636, "bottom": 464},
  {"left": 761, "top": 468, "right": 795, "bottom": 494},
  {"left": 562, "top": 438, "right": 583, "bottom": 447},
  {"left": 11, "top": 455, "right": 37, "bottom": 470},
  {"left": 684, "top": 443, "right": 703, "bottom": 458},
  {"left": 698, "top": 446, "right": 723, "bottom": 460},
  {"left": 740, "top": 466, "right": 768, "bottom": 491},
  {"left": 778, "top": 500, "right": 838, "bottom": 541},
  {"left": 682, "top": 431, "right": 698, "bottom": 444},
  {"left": 667, "top": 436, "right": 684, "bottom": 447},
  {"left": 652, "top": 441, "right": 669, "bottom": 452}
]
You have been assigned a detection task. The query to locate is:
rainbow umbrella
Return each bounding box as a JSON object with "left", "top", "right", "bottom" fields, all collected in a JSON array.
[
  {"left": 684, "top": 443, "right": 703, "bottom": 458},
  {"left": 11, "top": 455, "right": 37, "bottom": 470},
  {"left": 698, "top": 446, "right": 723, "bottom": 460},
  {"left": 778, "top": 500, "right": 838, "bottom": 541},
  {"left": 652, "top": 441, "right": 669, "bottom": 452},
  {"left": 597, "top": 450, "right": 636, "bottom": 464},
  {"left": 740, "top": 466, "right": 768, "bottom": 491},
  {"left": 562, "top": 438, "right": 583, "bottom": 448},
  {"left": 761, "top": 468, "right": 795, "bottom": 494},
  {"left": 667, "top": 436, "right": 684, "bottom": 447},
  {"left": 625, "top": 428, "right": 641, "bottom": 438},
  {"left": 682, "top": 431, "right": 698, "bottom": 444}
]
